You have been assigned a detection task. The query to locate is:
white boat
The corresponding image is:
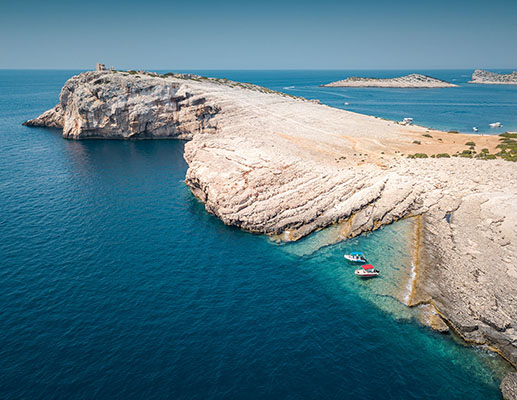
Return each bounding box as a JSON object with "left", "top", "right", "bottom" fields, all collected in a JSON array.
[
  {"left": 489, "top": 122, "right": 503, "bottom": 128},
  {"left": 344, "top": 252, "right": 367, "bottom": 263},
  {"left": 401, "top": 117, "right": 413, "bottom": 126},
  {"left": 355, "top": 264, "right": 380, "bottom": 278},
  {"left": 344, "top": 102, "right": 350, "bottom": 106},
  {"left": 472, "top": 127, "right": 479, "bottom": 132}
]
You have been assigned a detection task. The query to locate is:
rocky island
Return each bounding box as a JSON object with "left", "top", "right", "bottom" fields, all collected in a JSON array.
[
  {"left": 469, "top": 69, "right": 517, "bottom": 85},
  {"left": 322, "top": 73, "right": 458, "bottom": 88},
  {"left": 24, "top": 70, "right": 517, "bottom": 395}
]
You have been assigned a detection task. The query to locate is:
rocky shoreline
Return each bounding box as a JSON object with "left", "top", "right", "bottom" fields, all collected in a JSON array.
[
  {"left": 24, "top": 70, "right": 517, "bottom": 395},
  {"left": 322, "top": 73, "right": 458, "bottom": 88},
  {"left": 469, "top": 69, "right": 517, "bottom": 85}
]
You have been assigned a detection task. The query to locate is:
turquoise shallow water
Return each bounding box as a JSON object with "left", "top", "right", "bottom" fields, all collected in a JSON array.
[{"left": 0, "top": 70, "right": 513, "bottom": 399}]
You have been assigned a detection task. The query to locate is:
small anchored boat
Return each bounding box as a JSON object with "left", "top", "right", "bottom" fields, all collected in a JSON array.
[
  {"left": 355, "top": 264, "right": 380, "bottom": 278},
  {"left": 344, "top": 252, "right": 367, "bottom": 263},
  {"left": 489, "top": 122, "right": 503, "bottom": 128},
  {"left": 472, "top": 127, "right": 479, "bottom": 132},
  {"left": 401, "top": 117, "right": 413, "bottom": 126}
]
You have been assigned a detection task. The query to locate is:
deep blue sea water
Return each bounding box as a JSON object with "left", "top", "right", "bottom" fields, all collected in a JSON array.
[
  {"left": 178, "top": 69, "right": 517, "bottom": 135},
  {"left": 1, "top": 70, "right": 515, "bottom": 399}
]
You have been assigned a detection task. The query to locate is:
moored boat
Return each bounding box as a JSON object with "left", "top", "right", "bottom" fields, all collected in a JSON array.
[
  {"left": 355, "top": 264, "right": 380, "bottom": 278},
  {"left": 344, "top": 252, "right": 367, "bottom": 263}
]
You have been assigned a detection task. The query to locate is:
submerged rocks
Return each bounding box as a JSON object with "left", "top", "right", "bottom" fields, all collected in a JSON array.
[
  {"left": 469, "top": 69, "right": 517, "bottom": 85},
  {"left": 322, "top": 74, "right": 458, "bottom": 88}
]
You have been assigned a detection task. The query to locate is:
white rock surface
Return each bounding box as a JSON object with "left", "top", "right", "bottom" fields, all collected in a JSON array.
[
  {"left": 322, "top": 73, "right": 458, "bottom": 88},
  {"left": 25, "top": 71, "right": 517, "bottom": 371},
  {"left": 469, "top": 69, "right": 517, "bottom": 85}
]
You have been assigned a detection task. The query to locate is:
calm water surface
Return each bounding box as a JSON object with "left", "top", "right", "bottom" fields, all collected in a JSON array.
[
  {"left": 0, "top": 70, "right": 513, "bottom": 399},
  {"left": 178, "top": 69, "right": 517, "bottom": 135}
]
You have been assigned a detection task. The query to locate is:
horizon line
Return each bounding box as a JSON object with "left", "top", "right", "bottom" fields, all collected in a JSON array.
[{"left": 1, "top": 67, "right": 516, "bottom": 71}]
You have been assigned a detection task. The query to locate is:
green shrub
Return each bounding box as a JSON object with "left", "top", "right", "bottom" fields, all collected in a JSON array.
[
  {"left": 422, "top": 134, "right": 433, "bottom": 138},
  {"left": 407, "top": 153, "right": 428, "bottom": 159},
  {"left": 496, "top": 139, "right": 517, "bottom": 154},
  {"left": 499, "top": 132, "right": 517, "bottom": 139},
  {"left": 413, "top": 140, "right": 421, "bottom": 145},
  {"left": 481, "top": 148, "right": 489, "bottom": 153},
  {"left": 476, "top": 153, "right": 496, "bottom": 160},
  {"left": 448, "top": 130, "right": 459, "bottom": 134},
  {"left": 465, "top": 141, "right": 476, "bottom": 146},
  {"left": 436, "top": 153, "right": 450, "bottom": 158}
]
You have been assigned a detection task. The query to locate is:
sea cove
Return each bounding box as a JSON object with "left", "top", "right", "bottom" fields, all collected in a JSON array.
[{"left": 1, "top": 69, "right": 516, "bottom": 399}]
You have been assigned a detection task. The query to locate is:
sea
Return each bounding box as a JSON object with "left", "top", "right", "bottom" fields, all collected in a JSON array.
[{"left": 1, "top": 69, "right": 516, "bottom": 399}]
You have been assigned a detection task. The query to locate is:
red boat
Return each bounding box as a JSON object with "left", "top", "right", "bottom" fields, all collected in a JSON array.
[{"left": 354, "top": 264, "right": 380, "bottom": 278}]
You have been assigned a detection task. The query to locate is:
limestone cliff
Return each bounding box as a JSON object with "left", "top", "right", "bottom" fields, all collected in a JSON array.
[
  {"left": 23, "top": 71, "right": 220, "bottom": 139},
  {"left": 24, "top": 71, "right": 517, "bottom": 378}
]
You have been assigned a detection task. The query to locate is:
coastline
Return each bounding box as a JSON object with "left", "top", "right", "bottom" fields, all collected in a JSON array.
[{"left": 23, "top": 70, "right": 517, "bottom": 395}]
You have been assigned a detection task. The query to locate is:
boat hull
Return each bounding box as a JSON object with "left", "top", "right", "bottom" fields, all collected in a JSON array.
[
  {"left": 344, "top": 255, "right": 367, "bottom": 263},
  {"left": 354, "top": 270, "right": 379, "bottom": 278}
]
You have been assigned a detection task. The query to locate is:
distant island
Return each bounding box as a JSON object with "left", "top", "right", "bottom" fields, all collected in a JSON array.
[
  {"left": 322, "top": 74, "right": 458, "bottom": 88},
  {"left": 469, "top": 69, "right": 517, "bottom": 85}
]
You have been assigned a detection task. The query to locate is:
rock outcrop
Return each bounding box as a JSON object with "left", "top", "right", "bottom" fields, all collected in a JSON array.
[
  {"left": 322, "top": 74, "right": 458, "bottom": 88},
  {"left": 469, "top": 69, "right": 517, "bottom": 85},
  {"left": 24, "top": 71, "right": 517, "bottom": 380},
  {"left": 23, "top": 71, "right": 220, "bottom": 139},
  {"left": 502, "top": 373, "right": 517, "bottom": 400}
]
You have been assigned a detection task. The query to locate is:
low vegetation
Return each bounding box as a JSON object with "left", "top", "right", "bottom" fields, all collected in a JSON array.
[
  {"left": 496, "top": 132, "right": 517, "bottom": 162},
  {"left": 407, "top": 153, "right": 428, "bottom": 159},
  {"left": 422, "top": 134, "right": 433, "bottom": 138},
  {"left": 136, "top": 70, "right": 307, "bottom": 100}
]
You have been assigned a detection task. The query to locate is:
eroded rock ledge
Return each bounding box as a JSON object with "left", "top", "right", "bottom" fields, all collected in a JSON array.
[
  {"left": 322, "top": 73, "right": 458, "bottom": 88},
  {"left": 24, "top": 71, "right": 517, "bottom": 381}
]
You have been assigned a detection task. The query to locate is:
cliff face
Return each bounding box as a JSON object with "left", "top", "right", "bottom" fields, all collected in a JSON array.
[
  {"left": 469, "top": 70, "right": 517, "bottom": 85},
  {"left": 24, "top": 71, "right": 517, "bottom": 373},
  {"left": 323, "top": 73, "right": 458, "bottom": 88},
  {"left": 23, "top": 71, "right": 220, "bottom": 139}
]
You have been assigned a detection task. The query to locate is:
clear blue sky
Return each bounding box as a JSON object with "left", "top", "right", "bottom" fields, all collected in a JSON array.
[{"left": 2, "top": 0, "right": 516, "bottom": 69}]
